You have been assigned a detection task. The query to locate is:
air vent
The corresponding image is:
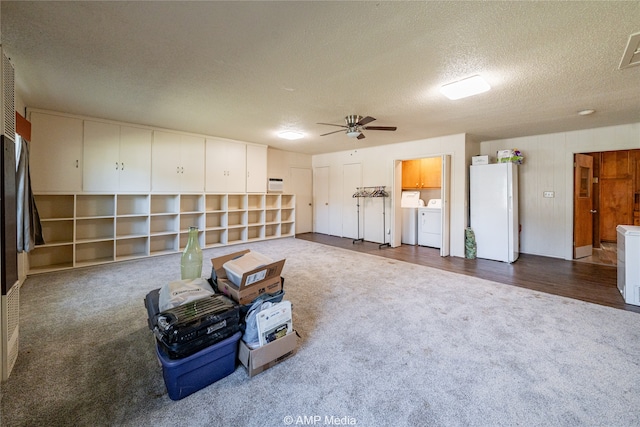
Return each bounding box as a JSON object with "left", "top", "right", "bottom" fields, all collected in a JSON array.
[
  {"left": 2, "top": 51, "right": 15, "bottom": 139},
  {"left": 619, "top": 32, "right": 640, "bottom": 69}
]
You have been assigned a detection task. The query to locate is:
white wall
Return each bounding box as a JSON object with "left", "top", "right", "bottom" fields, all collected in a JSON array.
[
  {"left": 267, "top": 148, "right": 312, "bottom": 194},
  {"left": 312, "top": 133, "right": 470, "bottom": 258},
  {"left": 481, "top": 122, "right": 640, "bottom": 260}
]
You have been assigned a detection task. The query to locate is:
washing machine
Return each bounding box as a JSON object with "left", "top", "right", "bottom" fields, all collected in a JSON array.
[
  {"left": 418, "top": 199, "right": 442, "bottom": 248},
  {"left": 401, "top": 191, "right": 423, "bottom": 245}
]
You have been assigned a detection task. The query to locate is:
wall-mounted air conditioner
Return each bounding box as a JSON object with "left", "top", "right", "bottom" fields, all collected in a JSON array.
[{"left": 268, "top": 178, "right": 283, "bottom": 193}]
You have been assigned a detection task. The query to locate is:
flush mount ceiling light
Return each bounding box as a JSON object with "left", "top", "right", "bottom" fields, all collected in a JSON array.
[
  {"left": 578, "top": 109, "right": 595, "bottom": 116},
  {"left": 440, "top": 75, "right": 491, "bottom": 100},
  {"left": 277, "top": 130, "right": 304, "bottom": 140}
]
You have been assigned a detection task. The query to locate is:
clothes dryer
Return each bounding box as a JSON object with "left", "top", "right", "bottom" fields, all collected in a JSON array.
[{"left": 401, "top": 191, "right": 423, "bottom": 245}]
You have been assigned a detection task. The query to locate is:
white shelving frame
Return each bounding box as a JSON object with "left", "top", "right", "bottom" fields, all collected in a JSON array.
[{"left": 29, "top": 192, "right": 295, "bottom": 274}]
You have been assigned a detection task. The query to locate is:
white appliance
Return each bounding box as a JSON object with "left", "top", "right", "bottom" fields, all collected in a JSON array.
[
  {"left": 418, "top": 199, "right": 442, "bottom": 248},
  {"left": 617, "top": 225, "right": 640, "bottom": 306},
  {"left": 401, "top": 191, "right": 423, "bottom": 245},
  {"left": 470, "top": 163, "right": 519, "bottom": 263}
]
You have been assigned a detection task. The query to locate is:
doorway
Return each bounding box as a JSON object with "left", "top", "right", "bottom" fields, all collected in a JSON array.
[
  {"left": 393, "top": 155, "right": 451, "bottom": 256},
  {"left": 573, "top": 149, "right": 640, "bottom": 265}
]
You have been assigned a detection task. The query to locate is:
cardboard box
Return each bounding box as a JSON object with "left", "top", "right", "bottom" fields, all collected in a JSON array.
[
  {"left": 472, "top": 155, "right": 489, "bottom": 165},
  {"left": 211, "top": 250, "right": 285, "bottom": 305},
  {"left": 238, "top": 331, "right": 297, "bottom": 377}
]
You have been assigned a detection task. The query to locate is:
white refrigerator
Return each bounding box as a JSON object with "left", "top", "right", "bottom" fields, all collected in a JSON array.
[{"left": 470, "top": 163, "right": 519, "bottom": 263}]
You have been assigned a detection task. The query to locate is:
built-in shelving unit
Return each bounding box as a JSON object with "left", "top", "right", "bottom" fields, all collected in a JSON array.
[{"left": 29, "top": 193, "right": 295, "bottom": 274}]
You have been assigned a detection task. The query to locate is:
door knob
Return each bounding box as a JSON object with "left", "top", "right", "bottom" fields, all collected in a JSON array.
[{"left": 590, "top": 210, "right": 597, "bottom": 213}]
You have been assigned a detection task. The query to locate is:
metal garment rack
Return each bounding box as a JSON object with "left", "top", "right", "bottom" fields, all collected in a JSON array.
[{"left": 352, "top": 186, "right": 390, "bottom": 248}]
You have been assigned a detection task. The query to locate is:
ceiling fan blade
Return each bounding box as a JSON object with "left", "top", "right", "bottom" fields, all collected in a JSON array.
[
  {"left": 317, "top": 122, "right": 347, "bottom": 128},
  {"left": 357, "top": 132, "right": 366, "bottom": 140},
  {"left": 320, "top": 129, "right": 345, "bottom": 136},
  {"left": 362, "top": 126, "right": 397, "bottom": 131},
  {"left": 357, "top": 116, "right": 376, "bottom": 126}
]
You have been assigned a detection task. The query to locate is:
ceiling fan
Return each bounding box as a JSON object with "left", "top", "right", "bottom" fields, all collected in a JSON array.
[{"left": 318, "top": 115, "right": 397, "bottom": 140}]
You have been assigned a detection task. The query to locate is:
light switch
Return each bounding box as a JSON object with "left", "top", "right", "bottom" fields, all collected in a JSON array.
[{"left": 543, "top": 191, "right": 555, "bottom": 198}]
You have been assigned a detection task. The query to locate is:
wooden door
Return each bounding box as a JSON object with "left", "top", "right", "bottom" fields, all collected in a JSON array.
[
  {"left": 600, "top": 151, "right": 632, "bottom": 241},
  {"left": 574, "top": 153, "right": 594, "bottom": 258},
  {"left": 402, "top": 159, "right": 421, "bottom": 188},
  {"left": 421, "top": 157, "right": 442, "bottom": 188}
]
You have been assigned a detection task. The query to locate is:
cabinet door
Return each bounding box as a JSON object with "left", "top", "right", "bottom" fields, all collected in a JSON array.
[
  {"left": 402, "top": 159, "right": 421, "bottom": 189},
  {"left": 152, "top": 131, "right": 181, "bottom": 192},
  {"left": 30, "top": 112, "right": 83, "bottom": 192},
  {"left": 83, "top": 121, "right": 120, "bottom": 192},
  {"left": 179, "top": 134, "right": 205, "bottom": 192},
  {"left": 205, "top": 138, "right": 228, "bottom": 192},
  {"left": 119, "top": 126, "right": 152, "bottom": 192},
  {"left": 246, "top": 144, "right": 267, "bottom": 193},
  {"left": 205, "top": 138, "right": 246, "bottom": 192},
  {"left": 421, "top": 157, "right": 442, "bottom": 188},
  {"left": 226, "top": 141, "right": 247, "bottom": 193}
]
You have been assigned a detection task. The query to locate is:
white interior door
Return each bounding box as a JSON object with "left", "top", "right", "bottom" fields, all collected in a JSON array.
[
  {"left": 290, "top": 167, "right": 312, "bottom": 234},
  {"left": 440, "top": 155, "right": 451, "bottom": 256},
  {"left": 342, "top": 163, "right": 362, "bottom": 239},
  {"left": 314, "top": 166, "right": 330, "bottom": 234}
]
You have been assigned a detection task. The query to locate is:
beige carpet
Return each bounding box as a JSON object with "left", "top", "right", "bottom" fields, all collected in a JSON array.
[{"left": 2, "top": 237, "right": 640, "bottom": 426}]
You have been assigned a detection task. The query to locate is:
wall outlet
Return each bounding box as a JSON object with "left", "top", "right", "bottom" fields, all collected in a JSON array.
[{"left": 543, "top": 191, "right": 555, "bottom": 198}]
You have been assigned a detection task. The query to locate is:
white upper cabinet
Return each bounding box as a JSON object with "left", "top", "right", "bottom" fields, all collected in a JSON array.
[
  {"left": 83, "top": 121, "right": 151, "bottom": 192},
  {"left": 29, "top": 111, "right": 83, "bottom": 192},
  {"left": 246, "top": 144, "right": 267, "bottom": 193},
  {"left": 205, "top": 138, "right": 247, "bottom": 193},
  {"left": 152, "top": 131, "right": 205, "bottom": 192}
]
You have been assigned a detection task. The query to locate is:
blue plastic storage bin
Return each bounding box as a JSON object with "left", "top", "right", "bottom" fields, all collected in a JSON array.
[{"left": 156, "top": 331, "right": 241, "bottom": 400}]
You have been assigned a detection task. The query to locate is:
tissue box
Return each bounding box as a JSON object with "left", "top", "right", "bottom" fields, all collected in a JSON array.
[
  {"left": 472, "top": 155, "right": 489, "bottom": 165},
  {"left": 497, "top": 149, "right": 523, "bottom": 164}
]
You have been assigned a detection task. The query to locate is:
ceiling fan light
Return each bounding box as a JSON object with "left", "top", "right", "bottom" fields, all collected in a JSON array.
[
  {"left": 346, "top": 130, "right": 361, "bottom": 138},
  {"left": 278, "top": 130, "right": 304, "bottom": 140},
  {"left": 440, "top": 75, "right": 491, "bottom": 100}
]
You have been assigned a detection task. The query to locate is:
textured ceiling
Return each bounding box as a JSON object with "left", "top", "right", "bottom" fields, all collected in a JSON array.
[{"left": 1, "top": 1, "right": 639, "bottom": 155}]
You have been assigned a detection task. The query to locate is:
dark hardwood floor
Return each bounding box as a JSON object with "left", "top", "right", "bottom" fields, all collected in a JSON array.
[{"left": 295, "top": 233, "right": 640, "bottom": 314}]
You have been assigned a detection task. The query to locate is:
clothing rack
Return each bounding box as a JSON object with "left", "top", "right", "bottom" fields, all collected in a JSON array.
[{"left": 352, "top": 186, "right": 390, "bottom": 248}]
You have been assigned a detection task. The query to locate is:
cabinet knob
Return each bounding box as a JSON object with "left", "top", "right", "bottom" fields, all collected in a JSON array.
[{"left": 115, "top": 162, "right": 119, "bottom": 170}]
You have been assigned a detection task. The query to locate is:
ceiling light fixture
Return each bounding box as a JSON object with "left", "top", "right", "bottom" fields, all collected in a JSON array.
[
  {"left": 440, "top": 75, "right": 491, "bottom": 100},
  {"left": 346, "top": 130, "right": 361, "bottom": 138},
  {"left": 277, "top": 131, "right": 304, "bottom": 140},
  {"left": 578, "top": 109, "right": 595, "bottom": 116}
]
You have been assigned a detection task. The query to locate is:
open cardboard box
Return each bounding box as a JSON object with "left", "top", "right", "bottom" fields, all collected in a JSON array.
[
  {"left": 210, "top": 249, "right": 285, "bottom": 305},
  {"left": 238, "top": 331, "right": 297, "bottom": 378}
]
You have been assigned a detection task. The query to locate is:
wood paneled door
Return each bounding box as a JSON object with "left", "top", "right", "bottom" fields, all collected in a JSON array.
[
  {"left": 576, "top": 149, "right": 640, "bottom": 256},
  {"left": 574, "top": 153, "right": 594, "bottom": 259}
]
